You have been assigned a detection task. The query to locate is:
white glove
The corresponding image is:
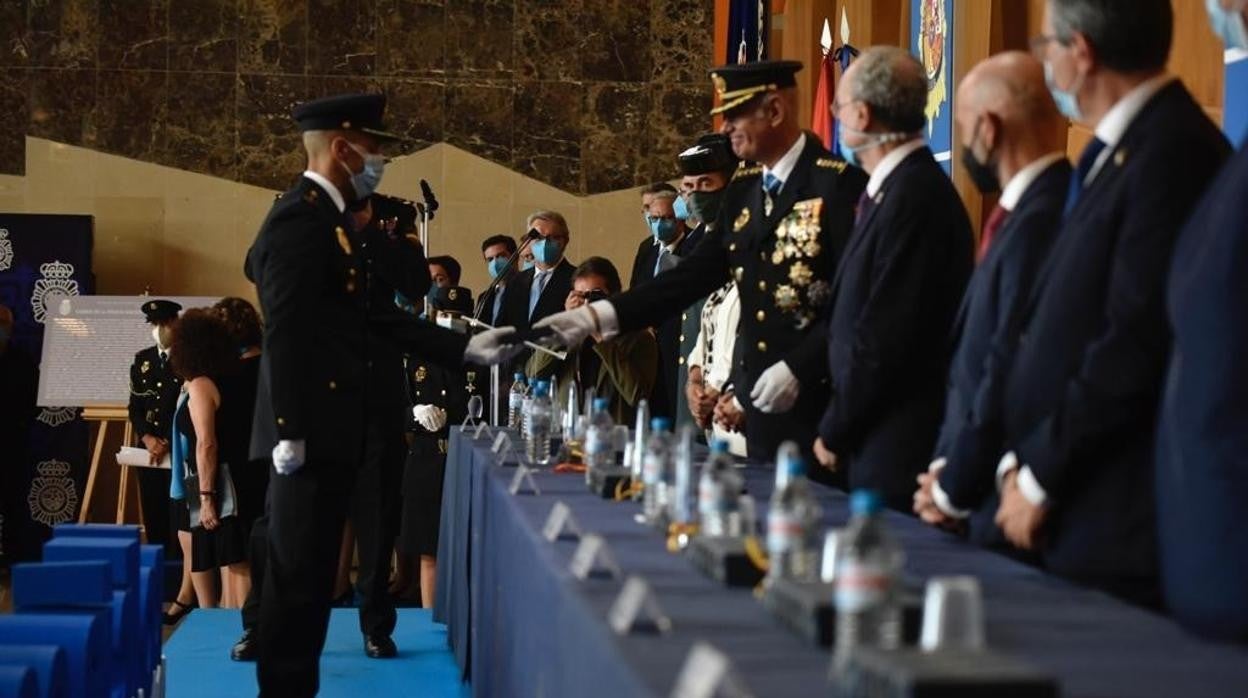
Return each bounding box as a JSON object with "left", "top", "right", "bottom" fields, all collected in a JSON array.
[
  {"left": 750, "top": 360, "right": 800, "bottom": 414},
  {"left": 533, "top": 300, "right": 619, "bottom": 347},
  {"left": 412, "top": 404, "right": 448, "bottom": 432},
  {"left": 464, "top": 326, "right": 524, "bottom": 365},
  {"left": 272, "top": 439, "right": 306, "bottom": 475}
]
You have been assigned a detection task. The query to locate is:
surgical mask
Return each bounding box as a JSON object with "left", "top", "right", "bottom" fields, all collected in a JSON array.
[
  {"left": 673, "top": 194, "right": 692, "bottom": 221},
  {"left": 532, "top": 238, "right": 562, "bottom": 266},
  {"left": 487, "top": 256, "right": 509, "bottom": 279},
  {"left": 836, "top": 121, "right": 894, "bottom": 169},
  {"left": 521, "top": 258, "right": 535, "bottom": 272},
  {"left": 648, "top": 216, "right": 680, "bottom": 243},
  {"left": 687, "top": 189, "right": 725, "bottom": 224},
  {"left": 1207, "top": 0, "right": 1248, "bottom": 49},
  {"left": 341, "top": 142, "right": 386, "bottom": 200},
  {"left": 961, "top": 119, "right": 1000, "bottom": 194},
  {"left": 394, "top": 291, "right": 417, "bottom": 315},
  {"left": 1045, "top": 60, "right": 1084, "bottom": 123}
]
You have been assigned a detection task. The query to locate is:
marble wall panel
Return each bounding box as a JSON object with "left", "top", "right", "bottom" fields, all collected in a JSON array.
[
  {"left": 98, "top": 0, "right": 169, "bottom": 69},
  {"left": 170, "top": 0, "right": 239, "bottom": 73}
]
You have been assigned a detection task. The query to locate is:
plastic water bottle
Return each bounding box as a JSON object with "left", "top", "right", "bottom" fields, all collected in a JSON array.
[
  {"left": 583, "top": 397, "right": 615, "bottom": 484},
  {"left": 766, "top": 441, "right": 823, "bottom": 582},
  {"left": 669, "top": 426, "right": 697, "bottom": 526},
  {"left": 629, "top": 399, "right": 651, "bottom": 482},
  {"left": 508, "top": 372, "right": 527, "bottom": 430},
  {"left": 833, "top": 490, "right": 904, "bottom": 672},
  {"left": 525, "top": 380, "right": 553, "bottom": 466},
  {"left": 697, "top": 439, "right": 742, "bottom": 537},
  {"left": 642, "top": 417, "right": 673, "bottom": 523}
]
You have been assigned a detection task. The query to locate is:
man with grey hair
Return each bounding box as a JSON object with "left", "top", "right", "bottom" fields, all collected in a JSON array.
[
  {"left": 814, "top": 45, "right": 973, "bottom": 511},
  {"left": 500, "top": 209, "right": 576, "bottom": 333},
  {"left": 995, "top": 0, "right": 1228, "bottom": 606}
]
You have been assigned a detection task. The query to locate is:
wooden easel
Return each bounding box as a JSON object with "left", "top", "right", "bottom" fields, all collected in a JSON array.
[{"left": 79, "top": 405, "right": 137, "bottom": 524}]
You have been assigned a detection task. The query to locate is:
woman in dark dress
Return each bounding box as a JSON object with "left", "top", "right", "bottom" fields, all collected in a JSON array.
[
  {"left": 212, "top": 297, "right": 265, "bottom": 538},
  {"left": 169, "top": 308, "right": 250, "bottom": 608}
]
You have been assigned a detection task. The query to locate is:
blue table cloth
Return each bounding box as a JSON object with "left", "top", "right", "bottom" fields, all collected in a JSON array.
[{"left": 435, "top": 430, "right": 1248, "bottom": 697}]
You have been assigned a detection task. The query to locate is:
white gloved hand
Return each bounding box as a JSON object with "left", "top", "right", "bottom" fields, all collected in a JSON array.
[
  {"left": 412, "top": 404, "right": 448, "bottom": 432},
  {"left": 749, "top": 360, "right": 800, "bottom": 414},
  {"left": 271, "top": 439, "right": 306, "bottom": 475},
  {"left": 464, "top": 326, "right": 524, "bottom": 365},
  {"left": 533, "top": 300, "right": 619, "bottom": 347}
]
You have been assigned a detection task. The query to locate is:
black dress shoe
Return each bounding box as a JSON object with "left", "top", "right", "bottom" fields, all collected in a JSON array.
[
  {"left": 162, "top": 599, "right": 195, "bottom": 626},
  {"left": 230, "top": 628, "right": 259, "bottom": 662},
  {"left": 364, "top": 635, "right": 397, "bottom": 659}
]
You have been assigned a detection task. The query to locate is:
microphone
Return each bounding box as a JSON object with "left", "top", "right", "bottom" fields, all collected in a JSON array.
[
  {"left": 524, "top": 227, "right": 541, "bottom": 240},
  {"left": 419, "top": 179, "right": 439, "bottom": 213}
]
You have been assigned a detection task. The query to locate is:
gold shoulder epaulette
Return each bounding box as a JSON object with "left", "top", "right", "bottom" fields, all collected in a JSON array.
[
  {"left": 816, "top": 157, "right": 848, "bottom": 173},
  {"left": 732, "top": 163, "right": 762, "bottom": 181}
]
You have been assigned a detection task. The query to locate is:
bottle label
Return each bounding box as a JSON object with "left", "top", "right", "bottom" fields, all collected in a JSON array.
[
  {"left": 586, "top": 430, "right": 607, "bottom": 455},
  {"left": 643, "top": 453, "right": 662, "bottom": 485},
  {"left": 766, "top": 512, "right": 802, "bottom": 555},
  {"left": 834, "top": 559, "right": 891, "bottom": 613}
]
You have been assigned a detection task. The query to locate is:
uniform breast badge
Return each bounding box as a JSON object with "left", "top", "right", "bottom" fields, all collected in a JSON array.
[
  {"left": 774, "top": 285, "right": 800, "bottom": 312},
  {"left": 141, "top": 360, "right": 151, "bottom": 374},
  {"left": 733, "top": 207, "right": 751, "bottom": 233},
  {"left": 414, "top": 366, "right": 428, "bottom": 383},
  {"left": 335, "top": 226, "right": 353, "bottom": 256},
  {"left": 788, "top": 261, "right": 814, "bottom": 287}
]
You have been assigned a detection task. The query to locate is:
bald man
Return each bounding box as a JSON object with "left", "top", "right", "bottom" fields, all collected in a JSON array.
[
  {"left": 913, "top": 52, "right": 1071, "bottom": 546},
  {"left": 813, "top": 46, "right": 973, "bottom": 510}
]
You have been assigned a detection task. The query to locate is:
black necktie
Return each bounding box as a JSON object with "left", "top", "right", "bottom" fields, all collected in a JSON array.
[{"left": 1064, "top": 137, "right": 1107, "bottom": 215}]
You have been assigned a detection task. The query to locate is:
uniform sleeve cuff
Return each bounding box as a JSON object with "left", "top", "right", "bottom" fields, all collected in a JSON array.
[
  {"left": 590, "top": 300, "right": 619, "bottom": 339},
  {"left": 995, "top": 450, "right": 1019, "bottom": 492},
  {"left": 1016, "top": 465, "right": 1049, "bottom": 506}
]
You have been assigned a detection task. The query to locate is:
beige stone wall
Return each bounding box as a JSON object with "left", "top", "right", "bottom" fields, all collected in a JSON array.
[{"left": 0, "top": 137, "right": 654, "bottom": 306}]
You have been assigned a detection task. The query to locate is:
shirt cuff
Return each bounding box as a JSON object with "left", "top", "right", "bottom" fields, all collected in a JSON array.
[
  {"left": 1016, "top": 466, "right": 1049, "bottom": 506},
  {"left": 995, "top": 450, "right": 1019, "bottom": 492},
  {"left": 590, "top": 300, "right": 619, "bottom": 339},
  {"left": 927, "top": 458, "right": 971, "bottom": 519}
]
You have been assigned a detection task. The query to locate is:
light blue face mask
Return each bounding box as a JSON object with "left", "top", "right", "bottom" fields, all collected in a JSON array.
[
  {"left": 532, "top": 238, "right": 562, "bottom": 266},
  {"left": 394, "top": 291, "right": 417, "bottom": 315},
  {"left": 1207, "top": 0, "right": 1248, "bottom": 50},
  {"left": 1044, "top": 60, "right": 1084, "bottom": 123},
  {"left": 673, "top": 194, "right": 691, "bottom": 220},
  {"left": 836, "top": 122, "right": 893, "bottom": 169},
  {"left": 343, "top": 142, "right": 386, "bottom": 200},
  {"left": 648, "top": 216, "right": 680, "bottom": 243},
  {"left": 521, "top": 258, "right": 535, "bottom": 271},
  {"left": 487, "top": 256, "right": 509, "bottom": 279}
]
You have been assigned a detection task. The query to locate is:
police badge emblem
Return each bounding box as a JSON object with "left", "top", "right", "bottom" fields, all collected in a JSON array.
[{"left": 733, "top": 207, "right": 750, "bottom": 233}]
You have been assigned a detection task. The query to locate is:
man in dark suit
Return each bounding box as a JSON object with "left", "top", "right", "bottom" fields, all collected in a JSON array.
[
  {"left": 813, "top": 46, "right": 974, "bottom": 509},
  {"left": 500, "top": 210, "right": 576, "bottom": 335},
  {"left": 1155, "top": 0, "right": 1248, "bottom": 640},
  {"left": 912, "top": 52, "right": 1070, "bottom": 545},
  {"left": 536, "top": 60, "right": 867, "bottom": 469},
  {"left": 127, "top": 299, "right": 183, "bottom": 559},
  {"left": 244, "top": 93, "right": 518, "bottom": 697},
  {"left": 478, "top": 234, "right": 518, "bottom": 327},
  {"left": 993, "top": 0, "right": 1230, "bottom": 606}
]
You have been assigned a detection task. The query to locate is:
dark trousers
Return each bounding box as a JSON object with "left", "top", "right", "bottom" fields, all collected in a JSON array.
[
  {"left": 136, "top": 467, "right": 177, "bottom": 558},
  {"left": 240, "top": 514, "right": 267, "bottom": 631},
  {"left": 350, "top": 420, "right": 404, "bottom": 637},
  {"left": 257, "top": 459, "right": 355, "bottom": 698}
]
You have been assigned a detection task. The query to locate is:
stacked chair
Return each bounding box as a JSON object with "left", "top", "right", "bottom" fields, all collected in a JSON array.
[{"left": 0, "top": 524, "right": 166, "bottom": 698}]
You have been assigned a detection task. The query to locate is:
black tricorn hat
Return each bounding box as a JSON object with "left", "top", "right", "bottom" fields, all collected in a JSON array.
[
  {"left": 431, "top": 286, "right": 474, "bottom": 316},
  {"left": 677, "top": 133, "right": 739, "bottom": 175}
]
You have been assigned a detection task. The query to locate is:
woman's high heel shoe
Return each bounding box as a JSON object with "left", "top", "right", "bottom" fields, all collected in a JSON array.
[{"left": 162, "top": 598, "right": 195, "bottom": 626}]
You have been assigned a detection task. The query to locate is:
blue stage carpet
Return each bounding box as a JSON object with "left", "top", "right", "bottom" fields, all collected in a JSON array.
[{"left": 164, "top": 608, "right": 466, "bottom": 698}]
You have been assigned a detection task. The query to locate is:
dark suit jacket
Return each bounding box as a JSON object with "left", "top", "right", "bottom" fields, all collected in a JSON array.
[
  {"left": 128, "top": 345, "right": 183, "bottom": 441},
  {"left": 934, "top": 159, "right": 1071, "bottom": 540},
  {"left": 501, "top": 258, "right": 577, "bottom": 333},
  {"left": 1157, "top": 142, "right": 1248, "bottom": 639},
  {"left": 628, "top": 224, "right": 708, "bottom": 420},
  {"left": 478, "top": 282, "right": 513, "bottom": 327},
  {"left": 1003, "top": 81, "right": 1230, "bottom": 599},
  {"left": 818, "top": 146, "right": 974, "bottom": 510},
  {"left": 612, "top": 135, "right": 867, "bottom": 463}
]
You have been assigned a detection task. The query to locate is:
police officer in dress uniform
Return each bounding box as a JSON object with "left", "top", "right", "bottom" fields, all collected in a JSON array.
[
  {"left": 128, "top": 299, "right": 183, "bottom": 557},
  {"left": 537, "top": 61, "right": 867, "bottom": 476},
  {"left": 672, "top": 134, "right": 739, "bottom": 435},
  {"left": 244, "top": 93, "right": 519, "bottom": 697}
]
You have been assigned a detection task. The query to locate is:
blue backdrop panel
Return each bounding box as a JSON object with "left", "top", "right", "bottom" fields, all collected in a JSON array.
[
  {"left": 0, "top": 213, "right": 93, "bottom": 566},
  {"left": 726, "top": 0, "right": 770, "bottom": 64},
  {"left": 1225, "top": 50, "right": 1248, "bottom": 147},
  {"left": 911, "top": 0, "right": 955, "bottom": 174}
]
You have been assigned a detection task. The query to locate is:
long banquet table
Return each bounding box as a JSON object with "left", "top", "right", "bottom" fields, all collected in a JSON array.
[{"left": 433, "top": 429, "right": 1248, "bottom": 697}]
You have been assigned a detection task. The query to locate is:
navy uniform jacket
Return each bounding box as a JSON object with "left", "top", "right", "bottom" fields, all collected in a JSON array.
[
  {"left": 818, "top": 146, "right": 973, "bottom": 509},
  {"left": 403, "top": 355, "right": 469, "bottom": 457},
  {"left": 1003, "top": 82, "right": 1230, "bottom": 599},
  {"left": 935, "top": 160, "right": 1070, "bottom": 540},
  {"left": 1157, "top": 142, "right": 1248, "bottom": 640},
  {"left": 245, "top": 177, "right": 468, "bottom": 464},
  {"left": 128, "top": 345, "right": 183, "bottom": 440},
  {"left": 629, "top": 224, "right": 708, "bottom": 420},
  {"left": 612, "top": 134, "right": 867, "bottom": 465}
]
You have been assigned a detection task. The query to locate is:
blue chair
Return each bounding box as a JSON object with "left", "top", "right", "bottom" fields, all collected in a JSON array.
[
  {"left": 0, "top": 646, "right": 68, "bottom": 698},
  {"left": 138, "top": 545, "right": 165, "bottom": 682},
  {"left": 0, "top": 615, "right": 107, "bottom": 698},
  {"left": 0, "top": 665, "right": 37, "bottom": 698},
  {"left": 51, "top": 524, "right": 142, "bottom": 540},
  {"left": 41, "top": 537, "right": 139, "bottom": 591}
]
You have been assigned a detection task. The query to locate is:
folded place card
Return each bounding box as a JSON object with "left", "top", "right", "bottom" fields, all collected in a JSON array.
[
  {"left": 508, "top": 463, "right": 541, "bottom": 496},
  {"left": 669, "top": 642, "right": 755, "bottom": 698},
  {"left": 542, "top": 501, "right": 582, "bottom": 542},
  {"left": 569, "top": 534, "right": 621, "bottom": 581},
  {"left": 491, "top": 431, "right": 513, "bottom": 456},
  {"left": 608, "top": 575, "right": 672, "bottom": 635},
  {"left": 473, "top": 421, "right": 492, "bottom": 440}
]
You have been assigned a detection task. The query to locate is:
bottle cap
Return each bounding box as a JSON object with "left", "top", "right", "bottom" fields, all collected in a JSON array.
[
  {"left": 850, "top": 490, "right": 883, "bottom": 515},
  {"left": 593, "top": 397, "right": 610, "bottom": 412},
  {"left": 651, "top": 416, "right": 672, "bottom": 432},
  {"left": 513, "top": 372, "right": 526, "bottom": 382},
  {"left": 781, "top": 455, "right": 806, "bottom": 478},
  {"left": 711, "top": 439, "right": 730, "bottom": 454},
  {"left": 534, "top": 380, "right": 549, "bottom": 396}
]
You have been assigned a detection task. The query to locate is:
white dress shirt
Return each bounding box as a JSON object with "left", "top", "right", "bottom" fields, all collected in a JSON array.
[
  {"left": 866, "top": 138, "right": 927, "bottom": 197},
  {"left": 763, "top": 132, "right": 808, "bottom": 193}
]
